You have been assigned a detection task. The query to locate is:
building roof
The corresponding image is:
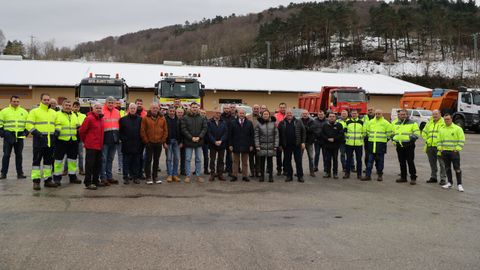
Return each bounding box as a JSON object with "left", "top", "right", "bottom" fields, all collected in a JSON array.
[{"left": 0, "top": 59, "right": 430, "bottom": 95}]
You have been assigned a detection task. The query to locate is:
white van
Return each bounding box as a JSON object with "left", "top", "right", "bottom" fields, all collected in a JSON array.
[{"left": 391, "top": 108, "right": 432, "bottom": 130}]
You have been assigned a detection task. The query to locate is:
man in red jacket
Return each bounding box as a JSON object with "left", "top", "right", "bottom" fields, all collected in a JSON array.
[{"left": 79, "top": 103, "right": 104, "bottom": 190}]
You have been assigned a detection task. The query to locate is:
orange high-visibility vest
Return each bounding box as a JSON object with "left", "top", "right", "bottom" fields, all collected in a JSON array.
[{"left": 102, "top": 105, "right": 120, "bottom": 132}]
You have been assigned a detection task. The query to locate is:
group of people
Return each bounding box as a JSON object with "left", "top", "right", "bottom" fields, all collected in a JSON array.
[{"left": 0, "top": 94, "right": 466, "bottom": 192}]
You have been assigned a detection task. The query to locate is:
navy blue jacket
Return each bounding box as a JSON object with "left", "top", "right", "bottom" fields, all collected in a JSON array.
[
  {"left": 207, "top": 118, "right": 228, "bottom": 150},
  {"left": 228, "top": 118, "right": 254, "bottom": 153}
]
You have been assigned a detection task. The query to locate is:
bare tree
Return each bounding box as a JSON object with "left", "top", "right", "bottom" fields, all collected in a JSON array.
[{"left": 0, "top": 29, "right": 5, "bottom": 54}]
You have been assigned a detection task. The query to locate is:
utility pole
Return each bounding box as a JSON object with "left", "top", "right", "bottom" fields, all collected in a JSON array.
[
  {"left": 266, "top": 41, "right": 271, "bottom": 69},
  {"left": 473, "top": 33, "right": 478, "bottom": 77},
  {"left": 30, "top": 35, "right": 36, "bottom": 60}
]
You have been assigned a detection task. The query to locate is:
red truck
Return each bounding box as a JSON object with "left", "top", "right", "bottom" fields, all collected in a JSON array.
[{"left": 298, "top": 86, "right": 368, "bottom": 116}]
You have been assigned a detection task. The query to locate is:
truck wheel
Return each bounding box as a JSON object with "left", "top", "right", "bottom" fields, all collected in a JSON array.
[
  {"left": 454, "top": 116, "right": 465, "bottom": 130},
  {"left": 419, "top": 122, "right": 426, "bottom": 131}
]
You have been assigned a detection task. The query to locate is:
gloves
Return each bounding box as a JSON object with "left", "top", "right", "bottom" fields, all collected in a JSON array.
[
  {"left": 0, "top": 129, "right": 4, "bottom": 138},
  {"left": 22, "top": 129, "right": 29, "bottom": 137},
  {"left": 54, "top": 130, "right": 60, "bottom": 137},
  {"left": 31, "top": 129, "right": 42, "bottom": 137}
]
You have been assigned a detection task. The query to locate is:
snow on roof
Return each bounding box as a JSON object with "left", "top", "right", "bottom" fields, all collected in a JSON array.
[{"left": 0, "top": 59, "right": 430, "bottom": 95}]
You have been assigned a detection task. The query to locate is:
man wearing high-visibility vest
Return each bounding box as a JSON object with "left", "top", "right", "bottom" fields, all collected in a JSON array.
[
  {"left": 53, "top": 100, "right": 82, "bottom": 185},
  {"left": 337, "top": 109, "right": 349, "bottom": 174},
  {"left": 100, "top": 96, "right": 121, "bottom": 186},
  {"left": 343, "top": 109, "right": 365, "bottom": 179},
  {"left": 438, "top": 114, "right": 465, "bottom": 192},
  {"left": 0, "top": 95, "right": 29, "bottom": 179},
  {"left": 26, "top": 93, "right": 58, "bottom": 190},
  {"left": 361, "top": 109, "right": 392, "bottom": 181},
  {"left": 362, "top": 107, "right": 375, "bottom": 170},
  {"left": 392, "top": 109, "right": 421, "bottom": 185},
  {"left": 422, "top": 109, "right": 446, "bottom": 185}
]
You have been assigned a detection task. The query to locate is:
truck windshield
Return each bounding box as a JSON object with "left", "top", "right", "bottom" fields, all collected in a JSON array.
[
  {"left": 79, "top": 85, "right": 124, "bottom": 99},
  {"left": 337, "top": 91, "right": 366, "bottom": 102},
  {"left": 161, "top": 81, "right": 199, "bottom": 98}
]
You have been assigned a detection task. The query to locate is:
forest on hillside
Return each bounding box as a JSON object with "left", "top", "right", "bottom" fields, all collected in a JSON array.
[{"left": 2, "top": 0, "right": 480, "bottom": 87}]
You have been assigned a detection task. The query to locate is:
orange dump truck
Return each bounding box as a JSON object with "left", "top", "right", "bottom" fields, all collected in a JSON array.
[{"left": 400, "top": 88, "right": 480, "bottom": 131}]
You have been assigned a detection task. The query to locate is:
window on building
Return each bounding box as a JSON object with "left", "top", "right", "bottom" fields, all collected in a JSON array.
[{"left": 219, "top": 99, "right": 242, "bottom": 104}]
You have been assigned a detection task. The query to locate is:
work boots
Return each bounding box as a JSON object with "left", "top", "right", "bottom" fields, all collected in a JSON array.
[
  {"left": 396, "top": 178, "right": 408, "bottom": 183},
  {"left": 44, "top": 179, "right": 58, "bottom": 188},
  {"left": 33, "top": 182, "right": 41, "bottom": 190},
  {"left": 377, "top": 174, "right": 383, "bottom": 182}
]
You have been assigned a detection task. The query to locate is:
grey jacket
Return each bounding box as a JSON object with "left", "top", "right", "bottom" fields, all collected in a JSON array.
[{"left": 254, "top": 117, "right": 279, "bottom": 157}]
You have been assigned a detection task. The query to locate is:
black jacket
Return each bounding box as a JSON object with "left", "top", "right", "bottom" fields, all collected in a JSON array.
[
  {"left": 311, "top": 117, "right": 327, "bottom": 144},
  {"left": 278, "top": 118, "right": 306, "bottom": 147},
  {"left": 119, "top": 114, "right": 143, "bottom": 154},
  {"left": 301, "top": 117, "right": 315, "bottom": 144},
  {"left": 207, "top": 118, "right": 228, "bottom": 150},
  {"left": 321, "top": 121, "right": 345, "bottom": 149},
  {"left": 180, "top": 111, "right": 208, "bottom": 148},
  {"left": 166, "top": 115, "right": 182, "bottom": 143},
  {"left": 228, "top": 118, "right": 254, "bottom": 153}
]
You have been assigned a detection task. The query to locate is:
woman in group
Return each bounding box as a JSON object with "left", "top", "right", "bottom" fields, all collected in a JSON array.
[{"left": 254, "top": 110, "right": 279, "bottom": 182}]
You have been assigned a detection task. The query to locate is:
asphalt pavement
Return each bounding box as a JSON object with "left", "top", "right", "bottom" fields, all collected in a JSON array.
[{"left": 1, "top": 135, "right": 480, "bottom": 270}]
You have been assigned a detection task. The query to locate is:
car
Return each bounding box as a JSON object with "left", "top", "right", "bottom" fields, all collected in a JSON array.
[
  {"left": 391, "top": 108, "right": 432, "bottom": 130},
  {"left": 291, "top": 108, "right": 304, "bottom": 119}
]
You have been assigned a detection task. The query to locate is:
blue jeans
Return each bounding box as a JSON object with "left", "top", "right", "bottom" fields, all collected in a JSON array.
[
  {"left": 301, "top": 143, "right": 314, "bottom": 173},
  {"left": 166, "top": 139, "right": 180, "bottom": 176},
  {"left": 185, "top": 147, "right": 202, "bottom": 176},
  {"left": 101, "top": 143, "right": 117, "bottom": 180},
  {"left": 116, "top": 143, "right": 123, "bottom": 172},
  {"left": 366, "top": 152, "right": 385, "bottom": 177}
]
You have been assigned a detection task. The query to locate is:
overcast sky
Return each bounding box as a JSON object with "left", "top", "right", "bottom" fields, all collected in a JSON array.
[{"left": 0, "top": 0, "right": 313, "bottom": 48}]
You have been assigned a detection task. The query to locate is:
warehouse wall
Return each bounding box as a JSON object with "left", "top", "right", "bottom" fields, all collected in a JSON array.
[
  {"left": 368, "top": 95, "right": 402, "bottom": 119},
  {"left": 203, "top": 90, "right": 301, "bottom": 111},
  {"left": 0, "top": 85, "right": 401, "bottom": 118}
]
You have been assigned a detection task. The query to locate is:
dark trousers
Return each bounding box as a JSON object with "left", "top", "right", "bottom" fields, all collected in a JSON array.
[
  {"left": 249, "top": 150, "right": 260, "bottom": 176},
  {"left": 396, "top": 145, "right": 417, "bottom": 180},
  {"left": 276, "top": 148, "right": 283, "bottom": 172},
  {"left": 314, "top": 142, "right": 325, "bottom": 171},
  {"left": 202, "top": 144, "right": 209, "bottom": 173},
  {"left": 54, "top": 139, "right": 78, "bottom": 182},
  {"left": 339, "top": 143, "right": 347, "bottom": 171},
  {"left": 84, "top": 149, "right": 102, "bottom": 186},
  {"left": 225, "top": 148, "right": 233, "bottom": 174},
  {"left": 442, "top": 151, "right": 462, "bottom": 185},
  {"left": 259, "top": 156, "right": 273, "bottom": 176},
  {"left": 363, "top": 138, "right": 370, "bottom": 169},
  {"left": 1, "top": 137, "right": 24, "bottom": 175},
  {"left": 346, "top": 145, "right": 362, "bottom": 176},
  {"left": 284, "top": 145, "right": 303, "bottom": 178},
  {"left": 145, "top": 143, "right": 162, "bottom": 179},
  {"left": 180, "top": 147, "right": 186, "bottom": 175},
  {"left": 365, "top": 152, "right": 385, "bottom": 177},
  {"left": 324, "top": 147, "right": 339, "bottom": 175},
  {"left": 32, "top": 147, "right": 54, "bottom": 183},
  {"left": 209, "top": 148, "right": 225, "bottom": 175},
  {"left": 123, "top": 153, "right": 141, "bottom": 180}
]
